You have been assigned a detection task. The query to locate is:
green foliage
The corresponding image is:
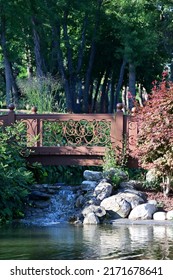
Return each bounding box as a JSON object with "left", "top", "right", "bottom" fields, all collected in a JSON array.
[
  {"left": 0, "top": 78, "right": 6, "bottom": 108},
  {"left": 28, "top": 164, "right": 99, "bottom": 185},
  {"left": 102, "top": 147, "right": 127, "bottom": 186},
  {"left": 144, "top": 179, "right": 162, "bottom": 192},
  {"left": 50, "top": 165, "right": 100, "bottom": 185},
  {"left": 17, "top": 75, "right": 65, "bottom": 113},
  {"left": 102, "top": 147, "right": 119, "bottom": 172},
  {"left": 0, "top": 122, "right": 35, "bottom": 223},
  {"left": 27, "top": 162, "right": 49, "bottom": 184},
  {"left": 42, "top": 121, "right": 65, "bottom": 146},
  {"left": 1, "top": 0, "right": 172, "bottom": 112},
  {"left": 127, "top": 168, "right": 147, "bottom": 181}
]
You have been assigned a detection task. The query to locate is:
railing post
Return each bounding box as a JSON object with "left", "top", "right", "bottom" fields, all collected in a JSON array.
[
  {"left": 27, "top": 106, "right": 41, "bottom": 147},
  {"left": 115, "top": 103, "right": 124, "bottom": 155},
  {"left": 7, "top": 103, "right": 16, "bottom": 126},
  {"left": 31, "top": 106, "right": 38, "bottom": 114}
]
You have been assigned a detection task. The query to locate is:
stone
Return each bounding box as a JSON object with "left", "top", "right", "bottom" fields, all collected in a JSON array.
[
  {"left": 100, "top": 195, "right": 131, "bottom": 218},
  {"left": 75, "top": 195, "right": 85, "bottom": 208},
  {"left": 93, "top": 180, "right": 113, "bottom": 201},
  {"left": 83, "top": 170, "right": 103, "bottom": 181},
  {"left": 148, "top": 199, "right": 157, "bottom": 206},
  {"left": 94, "top": 206, "right": 106, "bottom": 217},
  {"left": 82, "top": 205, "right": 106, "bottom": 218},
  {"left": 103, "top": 168, "right": 128, "bottom": 181},
  {"left": 114, "top": 192, "right": 145, "bottom": 209},
  {"left": 81, "top": 180, "right": 97, "bottom": 190},
  {"left": 74, "top": 219, "right": 83, "bottom": 225},
  {"left": 119, "top": 180, "right": 144, "bottom": 190},
  {"left": 85, "top": 197, "right": 100, "bottom": 206},
  {"left": 153, "top": 211, "right": 166, "bottom": 220},
  {"left": 128, "top": 203, "right": 157, "bottom": 220},
  {"left": 117, "top": 187, "right": 147, "bottom": 201},
  {"left": 83, "top": 212, "right": 100, "bottom": 224},
  {"left": 167, "top": 210, "right": 173, "bottom": 220}
]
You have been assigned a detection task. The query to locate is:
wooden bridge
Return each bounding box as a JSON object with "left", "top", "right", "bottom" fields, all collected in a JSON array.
[{"left": 0, "top": 104, "right": 138, "bottom": 167}]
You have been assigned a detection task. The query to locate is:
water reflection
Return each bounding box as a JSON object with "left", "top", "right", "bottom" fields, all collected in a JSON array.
[{"left": 0, "top": 223, "right": 173, "bottom": 260}]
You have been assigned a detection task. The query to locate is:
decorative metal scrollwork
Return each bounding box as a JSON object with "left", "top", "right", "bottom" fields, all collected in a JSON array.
[
  {"left": 42, "top": 119, "right": 111, "bottom": 147},
  {"left": 18, "top": 119, "right": 39, "bottom": 147}
]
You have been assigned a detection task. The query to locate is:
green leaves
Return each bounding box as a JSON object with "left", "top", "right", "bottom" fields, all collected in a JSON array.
[{"left": 0, "top": 122, "right": 35, "bottom": 223}]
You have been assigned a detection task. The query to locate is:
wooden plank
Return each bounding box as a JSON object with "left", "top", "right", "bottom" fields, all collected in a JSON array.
[
  {"left": 30, "top": 146, "right": 106, "bottom": 155},
  {"left": 16, "top": 113, "right": 115, "bottom": 121},
  {"left": 27, "top": 154, "right": 104, "bottom": 166}
]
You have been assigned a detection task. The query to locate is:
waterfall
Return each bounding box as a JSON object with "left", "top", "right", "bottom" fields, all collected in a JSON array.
[{"left": 22, "top": 185, "right": 81, "bottom": 226}]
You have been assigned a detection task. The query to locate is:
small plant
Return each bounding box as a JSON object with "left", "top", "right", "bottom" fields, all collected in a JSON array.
[
  {"left": 102, "top": 146, "right": 128, "bottom": 186},
  {"left": 102, "top": 142, "right": 129, "bottom": 171},
  {"left": 102, "top": 147, "right": 119, "bottom": 172}
]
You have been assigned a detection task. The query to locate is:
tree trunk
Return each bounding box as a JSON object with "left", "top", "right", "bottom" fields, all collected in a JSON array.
[
  {"left": 137, "top": 83, "right": 143, "bottom": 107},
  {"left": 109, "top": 71, "right": 116, "bottom": 113},
  {"left": 83, "top": 0, "right": 103, "bottom": 112},
  {"left": 100, "top": 68, "right": 110, "bottom": 113},
  {"left": 115, "top": 57, "right": 127, "bottom": 109},
  {"left": 53, "top": 23, "right": 72, "bottom": 112},
  {"left": 75, "top": 13, "right": 88, "bottom": 113},
  {"left": 83, "top": 40, "right": 96, "bottom": 112},
  {"left": 92, "top": 73, "right": 103, "bottom": 112},
  {"left": 88, "top": 80, "right": 94, "bottom": 113},
  {"left": 0, "top": 15, "right": 19, "bottom": 106},
  {"left": 128, "top": 62, "right": 136, "bottom": 110},
  {"left": 62, "top": 11, "right": 76, "bottom": 112},
  {"left": 170, "top": 62, "right": 173, "bottom": 82},
  {"left": 31, "top": 16, "right": 45, "bottom": 77},
  {"left": 50, "top": 30, "right": 58, "bottom": 76},
  {"left": 76, "top": 13, "right": 88, "bottom": 74},
  {"left": 162, "top": 176, "right": 171, "bottom": 197}
]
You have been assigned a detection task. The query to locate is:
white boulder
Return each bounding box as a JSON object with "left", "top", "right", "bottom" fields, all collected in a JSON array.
[{"left": 128, "top": 203, "right": 157, "bottom": 220}]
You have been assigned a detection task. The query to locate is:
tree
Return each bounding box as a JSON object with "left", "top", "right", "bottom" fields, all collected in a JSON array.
[
  {"left": 0, "top": 1, "right": 22, "bottom": 105},
  {"left": 108, "top": 0, "right": 165, "bottom": 110},
  {"left": 0, "top": 0, "right": 173, "bottom": 112},
  {"left": 134, "top": 80, "right": 173, "bottom": 196}
]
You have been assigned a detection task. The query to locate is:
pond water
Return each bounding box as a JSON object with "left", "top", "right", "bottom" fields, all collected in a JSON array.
[{"left": 0, "top": 223, "right": 173, "bottom": 260}]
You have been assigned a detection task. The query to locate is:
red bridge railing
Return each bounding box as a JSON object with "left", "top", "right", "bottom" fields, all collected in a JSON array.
[{"left": 0, "top": 104, "right": 138, "bottom": 167}]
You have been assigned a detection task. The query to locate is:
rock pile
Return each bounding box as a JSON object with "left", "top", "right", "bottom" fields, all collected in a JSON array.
[{"left": 75, "top": 169, "right": 173, "bottom": 224}]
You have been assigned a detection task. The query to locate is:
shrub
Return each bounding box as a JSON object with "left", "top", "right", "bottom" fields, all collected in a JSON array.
[
  {"left": 0, "top": 122, "right": 35, "bottom": 223},
  {"left": 133, "top": 81, "right": 173, "bottom": 195},
  {"left": 102, "top": 147, "right": 128, "bottom": 186}
]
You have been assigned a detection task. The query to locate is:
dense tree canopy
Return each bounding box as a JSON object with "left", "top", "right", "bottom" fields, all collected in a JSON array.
[{"left": 0, "top": 0, "right": 173, "bottom": 113}]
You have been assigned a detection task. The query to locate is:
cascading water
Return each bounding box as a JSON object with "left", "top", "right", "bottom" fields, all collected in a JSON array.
[{"left": 22, "top": 185, "right": 82, "bottom": 226}]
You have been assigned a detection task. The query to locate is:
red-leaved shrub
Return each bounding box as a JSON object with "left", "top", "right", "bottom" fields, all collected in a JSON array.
[{"left": 133, "top": 81, "right": 173, "bottom": 195}]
